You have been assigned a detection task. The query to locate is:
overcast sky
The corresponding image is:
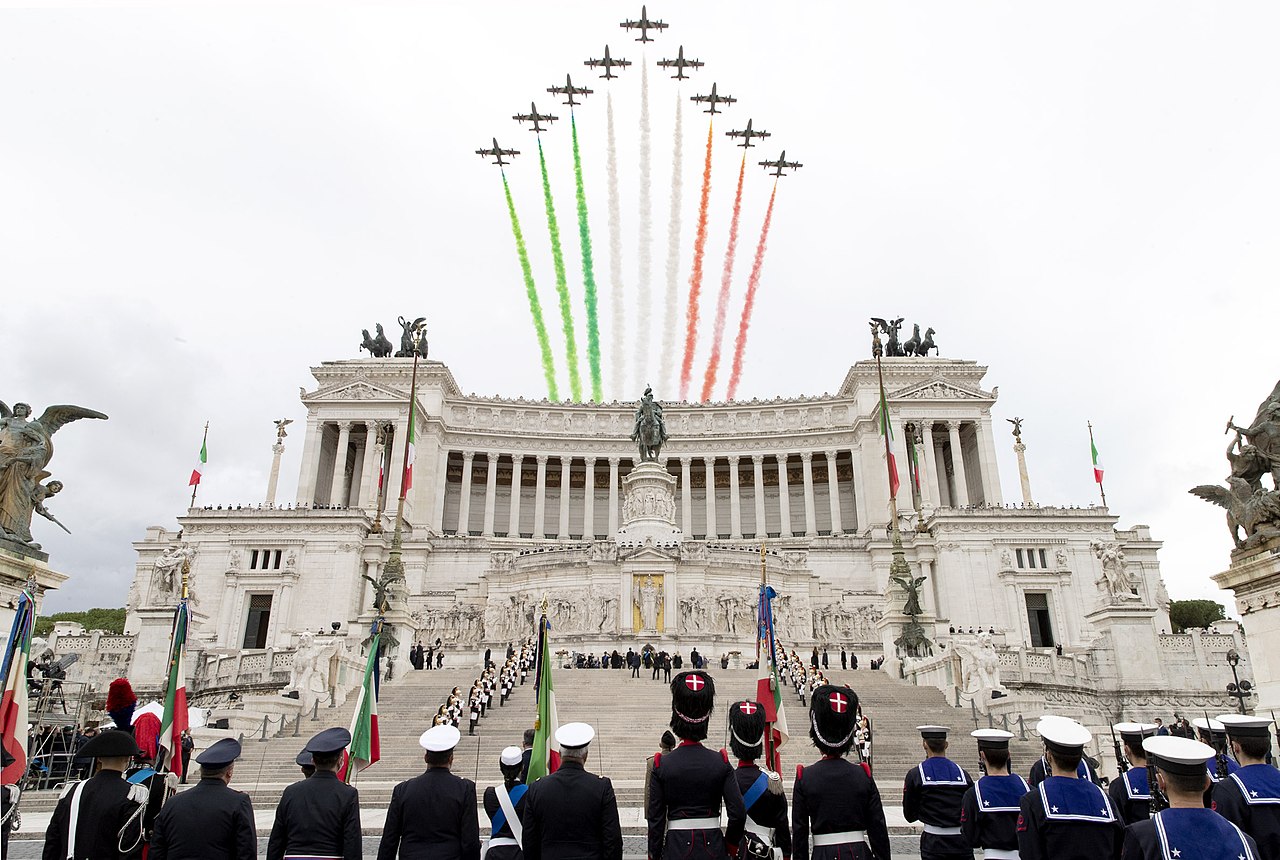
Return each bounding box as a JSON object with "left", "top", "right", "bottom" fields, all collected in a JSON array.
[{"left": 4, "top": 1, "right": 1277, "bottom": 615}]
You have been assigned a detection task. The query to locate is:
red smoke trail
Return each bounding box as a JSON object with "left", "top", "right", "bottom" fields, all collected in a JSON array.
[
  {"left": 726, "top": 181, "right": 778, "bottom": 401},
  {"left": 699, "top": 153, "right": 747, "bottom": 402},
  {"left": 679, "top": 120, "right": 714, "bottom": 400}
]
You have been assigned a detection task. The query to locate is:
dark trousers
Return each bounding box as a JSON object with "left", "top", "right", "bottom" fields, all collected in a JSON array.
[{"left": 632, "top": 665, "right": 640, "bottom": 677}]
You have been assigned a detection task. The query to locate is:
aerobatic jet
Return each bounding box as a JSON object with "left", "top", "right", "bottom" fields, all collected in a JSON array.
[
  {"left": 475, "top": 137, "right": 520, "bottom": 166},
  {"left": 620, "top": 5, "right": 668, "bottom": 42},
  {"left": 725, "top": 119, "right": 770, "bottom": 148},
  {"left": 657, "top": 45, "right": 704, "bottom": 80},
  {"left": 512, "top": 102, "right": 559, "bottom": 133},
  {"left": 585, "top": 45, "right": 632, "bottom": 79},
  {"left": 547, "top": 74, "right": 594, "bottom": 107},
  {"left": 690, "top": 83, "right": 736, "bottom": 115},
  {"left": 759, "top": 150, "right": 803, "bottom": 177}
]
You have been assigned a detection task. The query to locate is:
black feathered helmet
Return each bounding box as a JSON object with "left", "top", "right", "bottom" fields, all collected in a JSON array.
[
  {"left": 728, "top": 700, "right": 767, "bottom": 761},
  {"left": 809, "top": 684, "right": 858, "bottom": 757},
  {"left": 670, "top": 670, "right": 715, "bottom": 741}
]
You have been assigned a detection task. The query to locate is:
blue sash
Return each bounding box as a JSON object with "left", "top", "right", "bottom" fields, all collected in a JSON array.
[
  {"left": 490, "top": 784, "right": 527, "bottom": 836},
  {"left": 974, "top": 774, "right": 1029, "bottom": 813},
  {"left": 1229, "top": 764, "right": 1280, "bottom": 806},
  {"left": 1123, "top": 766, "right": 1151, "bottom": 801},
  {"left": 919, "top": 757, "right": 969, "bottom": 786},
  {"left": 743, "top": 772, "right": 770, "bottom": 811},
  {"left": 1038, "top": 776, "right": 1115, "bottom": 823},
  {"left": 1154, "top": 808, "right": 1254, "bottom": 860}
]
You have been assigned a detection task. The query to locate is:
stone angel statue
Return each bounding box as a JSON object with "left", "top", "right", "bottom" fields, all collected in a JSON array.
[{"left": 890, "top": 573, "right": 928, "bottom": 618}]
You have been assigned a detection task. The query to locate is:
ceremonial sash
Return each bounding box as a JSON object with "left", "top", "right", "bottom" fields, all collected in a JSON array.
[
  {"left": 743, "top": 772, "right": 770, "bottom": 811},
  {"left": 490, "top": 783, "right": 527, "bottom": 845}
]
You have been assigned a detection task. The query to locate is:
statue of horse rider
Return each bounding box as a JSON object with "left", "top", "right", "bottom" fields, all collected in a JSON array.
[{"left": 631, "top": 386, "right": 669, "bottom": 462}]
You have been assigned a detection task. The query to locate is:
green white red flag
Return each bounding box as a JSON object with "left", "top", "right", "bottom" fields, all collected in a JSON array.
[
  {"left": 157, "top": 600, "right": 190, "bottom": 777},
  {"left": 402, "top": 401, "right": 416, "bottom": 493},
  {"left": 0, "top": 586, "right": 35, "bottom": 784},
  {"left": 1091, "top": 436, "right": 1104, "bottom": 484},
  {"left": 189, "top": 429, "right": 207, "bottom": 487},
  {"left": 526, "top": 614, "right": 560, "bottom": 782},
  {"left": 878, "top": 386, "right": 899, "bottom": 498},
  {"left": 755, "top": 584, "right": 789, "bottom": 773},
  {"left": 343, "top": 622, "right": 381, "bottom": 781}
]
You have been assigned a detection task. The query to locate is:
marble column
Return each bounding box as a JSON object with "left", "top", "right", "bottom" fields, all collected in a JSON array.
[
  {"left": 533, "top": 455, "right": 549, "bottom": 539},
  {"left": 728, "top": 456, "right": 742, "bottom": 539},
  {"left": 294, "top": 418, "right": 323, "bottom": 507},
  {"left": 329, "top": 422, "right": 352, "bottom": 506},
  {"left": 385, "top": 417, "right": 408, "bottom": 507},
  {"left": 704, "top": 459, "right": 718, "bottom": 538},
  {"left": 824, "top": 450, "right": 842, "bottom": 535},
  {"left": 456, "top": 451, "right": 475, "bottom": 535},
  {"left": 507, "top": 455, "right": 524, "bottom": 537},
  {"left": 752, "top": 455, "right": 767, "bottom": 538},
  {"left": 680, "top": 457, "right": 693, "bottom": 535},
  {"left": 583, "top": 458, "right": 596, "bottom": 539},
  {"left": 557, "top": 457, "right": 572, "bottom": 539},
  {"left": 776, "top": 454, "right": 792, "bottom": 537},
  {"left": 921, "top": 422, "right": 940, "bottom": 507},
  {"left": 977, "top": 418, "right": 1004, "bottom": 505},
  {"left": 801, "top": 452, "right": 817, "bottom": 536},
  {"left": 852, "top": 447, "right": 868, "bottom": 532},
  {"left": 947, "top": 421, "right": 971, "bottom": 506},
  {"left": 358, "top": 424, "right": 380, "bottom": 509},
  {"left": 482, "top": 453, "right": 499, "bottom": 536},
  {"left": 266, "top": 442, "right": 285, "bottom": 507},
  {"left": 608, "top": 457, "right": 620, "bottom": 537}
]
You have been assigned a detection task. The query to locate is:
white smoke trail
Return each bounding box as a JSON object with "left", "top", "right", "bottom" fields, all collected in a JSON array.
[
  {"left": 606, "top": 92, "right": 625, "bottom": 400},
  {"left": 659, "top": 94, "right": 683, "bottom": 396},
  {"left": 634, "top": 61, "right": 653, "bottom": 393}
]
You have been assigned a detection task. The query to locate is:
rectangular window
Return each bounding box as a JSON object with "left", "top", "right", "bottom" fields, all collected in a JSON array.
[
  {"left": 250, "top": 549, "right": 259, "bottom": 569},
  {"left": 1038, "top": 549, "right": 1048, "bottom": 569},
  {"left": 242, "top": 594, "right": 272, "bottom": 649},
  {"left": 1016, "top": 549, "right": 1025, "bottom": 569},
  {"left": 1025, "top": 592, "right": 1054, "bottom": 647},
  {"left": 1026, "top": 550, "right": 1037, "bottom": 569}
]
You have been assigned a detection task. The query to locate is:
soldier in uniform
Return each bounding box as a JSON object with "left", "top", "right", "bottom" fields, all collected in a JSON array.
[
  {"left": 295, "top": 749, "right": 315, "bottom": 779},
  {"left": 482, "top": 747, "right": 528, "bottom": 860},
  {"left": 646, "top": 670, "right": 745, "bottom": 860},
  {"left": 1029, "top": 717, "right": 1102, "bottom": 787},
  {"left": 377, "top": 724, "right": 479, "bottom": 860},
  {"left": 1193, "top": 717, "right": 1239, "bottom": 785},
  {"left": 1122, "top": 735, "right": 1259, "bottom": 860},
  {"left": 1016, "top": 717, "right": 1122, "bottom": 860},
  {"left": 1107, "top": 723, "right": 1158, "bottom": 825},
  {"left": 903, "top": 725, "right": 974, "bottom": 860},
  {"left": 1210, "top": 714, "right": 1280, "bottom": 858},
  {"left": 960, "top": 729, "right": 1029, "bottom": 859},
  {"left": 41, "top": 729, "right": 148, "bottom": 860},
  {"left": 149, "top": 738, "right": 256, "bottom": 860},
  {"left": 267, "top": 727, "right": 362, "bottom": 860},
  {"left": 523, "top": 722, "right": 622, "bottom": 860},
  {"left": 792, "top": 684, "right": 891, "bottom": 860},
  {"left": 727, "top": 700, "right": 792, "bottom": 860}
]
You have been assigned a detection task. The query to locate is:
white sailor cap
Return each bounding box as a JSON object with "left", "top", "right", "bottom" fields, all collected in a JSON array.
[
  {"left": 1216, "top": 714, "right": 1273, "bottom": 739},
  {"left": 1142, "top": 736, "right": 1217, "bottom": 776},
  {"left": 419, "top": 724, "right": 461, "bottom": 752},
  {"left": 1114, "top": 722, "right": 1159, "bottom": 742},
  {"left": 972, "top": 729, "right": 1014, "bottom": 749},
  {"left": 917, "top": 725, "right": 949, "bottom": 740},
  {"left": 1037, "top": 717, "right": 1092, "bottom": 752},
  {"left": 1192, "top": 717, "right": 1226, "bottom": 735},
  {"left": 555, "top": 722, "right": 595, "bottom": 750},
  {"left": 500, "top": 745, "right": 524, "bottom": 766}
]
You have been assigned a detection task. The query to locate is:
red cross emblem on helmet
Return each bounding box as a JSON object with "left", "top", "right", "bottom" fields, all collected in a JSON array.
[
  {"left": 829, "top": 692, "right": 849, "bottom": 713},
  {"left": 685, "top": 674, "right": 705, "bottom": 692},
  {"left": 739, "top": 702, "right": 758, "bottom": 714}
]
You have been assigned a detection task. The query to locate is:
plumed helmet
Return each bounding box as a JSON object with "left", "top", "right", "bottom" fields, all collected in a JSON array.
[
  {"left": 728, "top": 700, "right": 767, "bottom": 761},
  {"left": 670, "top": 670, "right": 715, "bottom": 741},
  {"left": 105, "top": 678, "right": 137, "bottom": 730},
  {"left": 809, "top": 684, "right": 858, "bottom": 756}
]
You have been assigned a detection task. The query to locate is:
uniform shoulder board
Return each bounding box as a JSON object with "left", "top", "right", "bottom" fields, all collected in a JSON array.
[
  {"left": 766, "top": 770, "right": 783, "bottom": 796},
  {"left": 58, "top": 781, "right": 81, "bottom": 800},
  {"left": 653, "top": 752, "right": 661, "bottom": 769},
  {"left": 795, "top": 764, "right": 804, "bottom": 781},
  {"left": 721, "top": 748, "right": 730, "bottom": 765}
]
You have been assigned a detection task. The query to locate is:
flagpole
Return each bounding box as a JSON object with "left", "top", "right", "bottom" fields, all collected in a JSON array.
[
  {"left": 1088, "top": 421, "right": 1107, "bottom": 507},
  {"left": 190, "top": 422, "right": 208, "bottom": 508},
  {"left": 758, "top": 542, "right": 773, "bottom": 772},
  {"left": 380, "top": 320, "right": 427, "bottom": 606}
]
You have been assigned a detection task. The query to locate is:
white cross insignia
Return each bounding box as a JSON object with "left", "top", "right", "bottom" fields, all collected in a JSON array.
[
  {"left": 739, "top": 702, "right": 758, "bottom": 715},
  {"left": 685, "top": 674, "right": 705, "bottom": 692},
  {"left": 829, "top": 692, "right": 848, "bottom": 713}
]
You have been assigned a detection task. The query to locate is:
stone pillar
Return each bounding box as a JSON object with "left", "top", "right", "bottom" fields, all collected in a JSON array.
[
  {"left": 358, "top": 424, "right": 380, "bottom": 509},
  {"left": 483, "top": 453, "right": 500, "bottom": 536},
  {"left": 295, "top": 417, "right": 323, "bottom": 506},
  {"left": 752, "top": 455, "right": 767, "bottom": 538},
  {"left": 557, "top": 457, "right": 572, "bottom": 539},
  {"left": 704, "top": 459, "right": 718, "bottom": 538},
  {"left": 508, "top": 455, "right": 524, "bottom": 537},
  {"left": 456, "top": 452, "right": 475, "bottom": 535},
  {"left": 776, "top": 454, "right": 792, "bottom": 537},
  {"left": 851, "top": 449, "right": 866, "bottom": 533},
  {"left": 728, "top": 456, "right": 742, "bottom": 539},
  {"left": 921, "top": 423, "right": 939, "bottom": 507},
  {"left": 978, "top": 417, "right": 1004, "bottom": 505},
  {"left": 385, "top": 417, "right": 407, "bottom": 507},
  {"left": 1014, "top": 440, "right": 1033, "bottom": 506},
  {"left": 533, "top": 455, "right": 549, "bottom": 539},
  {"left": 947, "top": 422, "right": 970, "bottom": 507},
  {"left": 680, "top": 457, "right": 693, "bottom": 536},
  {"left": 801, "top": 452, "right": 817, "bottom": 536},
  {"left": 329, "top": 422, "right": 352, "bottom": 506},
  {"left": 266, "top": 442, "right": 285, "bottom": 507},
  {"left": 583, "top": 458, "right": 596, "bottom": 539},
  {"left": 824, "top": 450, "right": 842, "bottom": 535},
  {"left": 608, "top": 457, "right": 621, "bottom": 537}
]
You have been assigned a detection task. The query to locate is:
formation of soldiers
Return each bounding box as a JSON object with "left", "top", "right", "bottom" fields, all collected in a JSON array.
[{"left": 428, "top": 644, "right": 534, "bottom": 735}]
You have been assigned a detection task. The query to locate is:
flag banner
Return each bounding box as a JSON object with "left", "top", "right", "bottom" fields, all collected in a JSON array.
[
  {"left": 906, "top": 430, "right": 922, "bottom": 495},
  {"left": 189, "top": 432, "right": 207, "bottom": 487},
  {"left": 0, "top": 587, "right": 35, "bottom": 784},
  {"left": 526, "top": 615, "right": 560, "bottom": 782},
  {"left": 403, "top": 400, "right": 417, "bottom": 493},
  {"left": 157, "top": 600, "right": 190, "bottom": 777},
  {"left": 344, "top": 624, "right": 382, "bottom": 781},
  {"left": 1091, "top": 436, "right": 1104, "bottom": 484},
  {"left": 878, "top": 387, "right": 899, "bottom": 498},
  {"left": 755, "top": 584, "right": 789, "bottom": 773}
]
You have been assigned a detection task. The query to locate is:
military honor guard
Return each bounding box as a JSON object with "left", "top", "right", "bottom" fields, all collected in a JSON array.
[
  {"left": 1193, "top": 717, "right": 1240, "bottom": 783},
  {"left": 1029, "top": 716, "right": 1102, "bottom": 787},
  {"left": 791, "top": 684, "right": 891, "bottom": 860},
  {"left": 960, "top": 729, "right": 1030, "bottom": 859},
  {"left": 646, "top": 670, "right": 746, "bottom": 860},
  {"left": 903, "top": 725, "right": 975, "bottom": 860},
  {"left": 728, "top": 700, "right": 793, "bottom": 860},
  {"left": 1016, "top": 717, "right": 1122, "bottom": 860},
  {"left": 1121, "top": 735, "right": 1260, "bottom": 860},
  {"left": 523, "top": 722, "right": 622, "bottom": 860},
  {"left": 266, "top": 727, "right": 362, "bottom": 860},
  {"left": 1108, "top": 723, "right": 1158, "bottom": 824},
  {"left": 1209, "top": 714, "right": 1280, "bottom": 858},
  {"left": 483, "top": 746, "right": 529, "bottom": 860},
  {"left": 377, "top": 724, "right": 480, "bottom": 860},
  {"left": 41, "top": 729, "right": 149, "bottom": 860},
  {"left": 149, "top": 738, "right": 256, "bottom": 860}
]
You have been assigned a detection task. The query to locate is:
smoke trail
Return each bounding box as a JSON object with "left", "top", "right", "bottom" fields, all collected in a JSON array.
[
  {"left": 659, "top": 94, "right": 684, "bottom": 396},
  {"left": 678, "top": 120, "right": 715, "bottom": 400},
  {"left": 571, "top": 114, "right": 602, "bottom": 402},
  {"left": 538, "top": 138, "right": 582, "bottom": 401},
  {"left": 726, "top": 182, "right": 778, "bottom": 401},
  {"left": 634, "top": 61, "right": 652, "bottom": 391},
  {"left": 606, "top": 92, "right": 625, "bottom": 400},
  {"left": 699, "top": 153, "right": 747, "bottom": 402},
  {"left": 502, "top": 171, "right": 559, "bottom": 401}
]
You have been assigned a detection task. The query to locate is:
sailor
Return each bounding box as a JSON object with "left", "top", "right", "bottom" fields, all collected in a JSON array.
[
  {"left": 903, "top": 725, "right": 975, "bottom": 860},
  {"left": 295, "top": 749, "right": 315, "bottom": 779},
  {"left": 149, "top": 738, "right": 256, "bottom": 860},
  {"left": 377, "top": 724, "right": 480, "bottom": 860},
  {"left": 41, "top": 728, "right": 148, "bottom": 860},
  {"left": 792, "top": 683, "right": 890, "bottom": 860},
  {"left": 1193, "top": 717, "right": 1240, "bottom": 783},
  {"left": 728, "top": 700, "right": 792, "bottom": 860},
  {"left": 1209, "top": 713, "right": 1279, "bottom": 858},
  {"left": 523, "top": 722, "right": 622, "bottom": 860},
  {"left": 266, "top": 727, "right": 362, "bottom": 860},
  {"left": 647, "top": 670, "right": 746, "bottom": 860},
  {"left": 1121, "top": 735, "right": 1259, "bottom": 860},
  {"left": 1029, "top": 716, "right": 1102, "bottom": 787},
  {"left": 1016, "top": 717, "right": 1122, "bottom": 860},
  {"left": 1108, "top": 723, "right": 1158, "bottom": 824},
  {"left": 483, "top": 747, "right": 528, "bottom": 860},
  {"left": 961, "top": 729, "right": 1029, "bottom": 859}
]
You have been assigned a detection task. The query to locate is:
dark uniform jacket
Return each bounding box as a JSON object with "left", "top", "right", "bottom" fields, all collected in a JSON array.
[
  {"left": 792, "top": 757, "right": 891, "bottom": 860},
  {"left": 377, "top": 768, "right": 479, "bottom": 860},
  {"left": 902, "top": 757, "right": 973, "bottom": 859},
  {"left": 149, "top": 777, "right": 256, "bottom": 860},
  {"left": 525, "top": 759, "right": 622, "bottom": 860},
  {"left": 267, "top": 769, "right": 361, "bottom": 860},
  {"left": 1211, "top": 763, "right": 1280, "bottom": 860},
  {"left": 1107, "top": 767, "right": 1153, "bottom": 825},
  {"left": 1029, "top": 755, "right": 1101, "bottom": 787},
  {"left": 960, "top": 773, "right": 1029, "bottom": 852},
  {"left": 1016, "top": 776, "right": 1122, "bottom": 860},
  {"left": 734, "top": 763, "right": 792, "bottom": 859},
  {"left": 647, "top": 744, "right": 745, "bottom": 860},
  {"left": 42, "top": 770, "right": 146, "bottom": 860},
  {"left": 483, "top": 782, "right": 528, "bottom": 860},
  {"left": 1121, "top": 807, "right": 1259, "bottom": 860}
]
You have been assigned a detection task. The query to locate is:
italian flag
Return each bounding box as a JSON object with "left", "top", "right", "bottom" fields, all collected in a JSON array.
[
  {"left": 344, "top": 623, "right": 381, "bottom": 781},
  {"left": 402, "top": 401, "right": 416, "bottom": 493},
  {"left": 189, "top": 430, "right": 207, "bottom": 487},
  {"left": 158, "top": 601, "right": 190, "bottom": 777},
  {"left": 879, "top": 386, "right": 899, "bottom": 498},
  {"left": 0, "top": 587, "right": 35, "bottom": 784},
  {"left": 526, "top": 615, "right": 560, "bottom": 782},
  {"left": 755, "top": 584, "right": 789, "bottom": 773},
  {"left": 1091, "top": 436, "right": 1104, "bottom": 484}
]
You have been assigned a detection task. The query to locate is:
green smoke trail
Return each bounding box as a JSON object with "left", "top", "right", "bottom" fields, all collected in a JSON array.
[
  {"left": 502, "top": 171, "right": 559, "bottom": 401},
  {"left": 538, "top": 138, "right": 582, "bottom": 402},
  {"left": 571, "top": 114, "right": 603, "bottom": 402}
]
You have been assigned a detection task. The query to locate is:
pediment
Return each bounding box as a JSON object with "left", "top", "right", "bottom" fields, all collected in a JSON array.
[
  {"left": 308, "top": 378, "right": 407, "bottom": 402},
  {"left": 618, "top": 543, "right": 680, "bottom": 562},
  {"left": 892, "top": 377, "right": 992, "bottom": 402}
]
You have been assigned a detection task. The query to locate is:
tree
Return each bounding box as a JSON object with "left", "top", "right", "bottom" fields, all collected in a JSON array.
[
  {"left": 33, "top": 608, "right": 127, "bottom": 638},
  {"left": 1168, "top": 599, "right": 1226, "bottom": 633}
]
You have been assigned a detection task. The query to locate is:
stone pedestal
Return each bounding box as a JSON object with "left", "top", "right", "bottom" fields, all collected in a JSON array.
[
  {"left": 129, "top": 607, "right": 188, "bottom": 690},
  {"left": 1084, "top": 602, "right": 1162, "bottom": 688},
  {"left": 354, "top": 608, "right": 418, "bottom": 680},
  {"left": 615, "top": 461, "right": 682, "bottom": 546},
  {"left": 0, "top": 539, "right": 69, "bottom": 633},
  {"left": 1214, "top": 537, "right": 1280, "bottom": 711}
]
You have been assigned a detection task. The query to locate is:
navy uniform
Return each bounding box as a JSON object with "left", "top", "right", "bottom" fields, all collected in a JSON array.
[
  {"left": 903, "top": 725, "right": 974, "bottom": 860},
  {"left": 1107, "top": 723, "right": 1158, "bottom": 825},
  {"left": 960, "top": 729, "right": 1029, "bottom": 859},
  {"left": 150, "top": 738, "right": 256, "bottom": 860},
  {"left": 1194, "top": 717, "right": 1241, "bottom": 788},
  {"left": 41, "top": 730, "right": 148, "bottom": 860},
  {"left": 727, "top": 700, "right": 793, "bottom": 860},
  {"left": 524, "top": 722, "right": 622, "bottom": 860},
  {"left": 1210, "top": 714, "right": 1280, "bottom": 859},
  {"left": 1122, "top": 736, "right": 1259, "bottom": 860},
  {"left": 483, "top": 746, "right": 529, "bottom": 860},
  {"left": 647, "top": 671, "right": 746, "bottom": 860},
  {"left": 1016, "top": 717, "right": 1122, "bottom": 860},
  {"left": 377, "top": 724, "right": 480, "bottom": 860},
  {"left": 267, "top": 727, "right": 362, "bottom": 860}
]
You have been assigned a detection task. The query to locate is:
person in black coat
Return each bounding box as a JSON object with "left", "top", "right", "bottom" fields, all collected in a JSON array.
[
  {"left": 1210, "top": 714, "right": 1280, "bottom": 859},
  {"left": 42, "top": 729, "right": 147, "bottom": 860},
  {"left": 150, "top": 738, "right": 256, "bottom": 860},
  {"left": 377, "top": 725, "right": 480, "bottom": 860},
  {"left": 1106, "top": 722, "right": 1157, "bottom": 825},
  {"left": 792, "top": 684, "right": 890, "bottom": 860},
  {"left": 523, "top": 722, "right": 621, "bottom": 860},
  {"left": 483, "top": 747, "right": 529, "bottom": 860},
  {"left": 903, "top": 725, "right": 974, "bottom": 860},
  {"left": 267, "top": 727, "right": 362, "bottom": 860},
  {"left": 728, "top": 701, "right": 792, "bottom": 860},
  {"left": 960, "top": 729, "right": 1028, "bottom": 857}
]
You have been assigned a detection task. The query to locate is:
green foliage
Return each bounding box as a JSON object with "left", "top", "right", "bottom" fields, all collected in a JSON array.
[
  {"left": 1168, "top": 599, "right": 1226, "bottom": 633},
  {"left": 33, "top": 608, "right": 127, "bottom": 638}
]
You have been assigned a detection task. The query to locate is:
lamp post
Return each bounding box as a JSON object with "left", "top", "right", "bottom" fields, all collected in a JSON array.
[{"left": 1225, "top": 648, "right": 1253, "bottom": 715}]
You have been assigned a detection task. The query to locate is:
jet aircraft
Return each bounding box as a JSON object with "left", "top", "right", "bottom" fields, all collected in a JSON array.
[
  {"left": 475, "top": 137, "right": 520, "bottom": 166},
  {"left": 690, "top": 83, "right": 736, "bottom": 115},
  {"left": 759, "top": 150, "right": 803, "bottom": 177},
  {"left": 548, "top": 74, "right": 594, "bottom": 107},
  {"left": 657, "top": 45, "right": 704, "bottom": 80},
  {"left": 512, "top": 102, "right": 559, "bottom": 133},
  {"left": 620, "top": 6, "right": 668, "bottom": 42},
  {"left": 725, "top": 118, "right": 770, "bottom": 148},
  {"left": 585, "top": 45, "right": 632, "bottom": 79}
]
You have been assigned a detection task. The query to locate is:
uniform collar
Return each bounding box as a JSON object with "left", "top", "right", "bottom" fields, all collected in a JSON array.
[
  {"left": 738, "top": 761, "right": 758, "bottom": 769},
  {"left": 679, "top": 740, "right": 703, "bottom": 748},
  {"left": 559, "top": 760, "right": 585, "bottom": 771}
]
